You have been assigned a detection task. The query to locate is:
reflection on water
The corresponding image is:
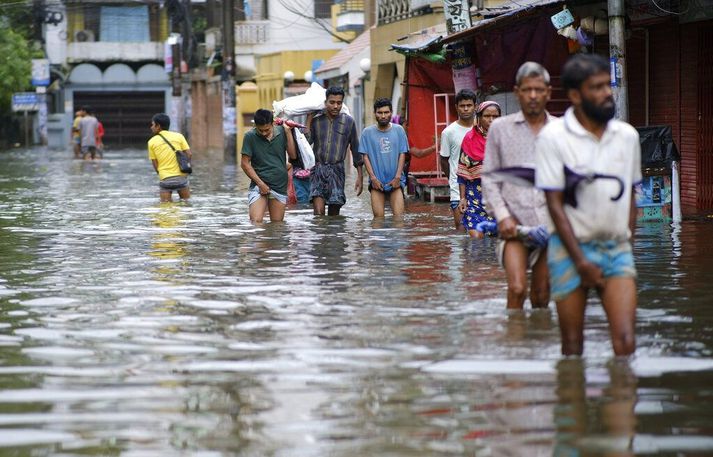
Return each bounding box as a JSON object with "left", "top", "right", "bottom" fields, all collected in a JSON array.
[{"left": 0, "top": 147, "right": 712, "bottom": 455}]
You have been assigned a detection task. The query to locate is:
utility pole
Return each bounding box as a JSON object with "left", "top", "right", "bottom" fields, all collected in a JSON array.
[
  {"left": 608, "top": 0, "right": 629, "bottom": 121},
  {"left": 222, "top": 0, "right": 237, "bottom": 163}
]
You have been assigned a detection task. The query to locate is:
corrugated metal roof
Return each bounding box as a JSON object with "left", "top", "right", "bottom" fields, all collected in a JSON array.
[
  {"left": 441, "top": 0, "right": 565, "bottom": 44},
  {"left": 314, "top": 31, "right": 370, "bottom": 76}
]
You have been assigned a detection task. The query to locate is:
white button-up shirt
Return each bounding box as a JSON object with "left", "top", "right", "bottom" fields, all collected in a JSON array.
[{"left": 535, "top": 107, "right": 642, "bottom": 242}]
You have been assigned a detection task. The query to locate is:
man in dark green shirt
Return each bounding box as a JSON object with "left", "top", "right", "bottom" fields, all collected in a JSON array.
[{"left": 241, "top": 109, "right": 297, "bottom": 222}]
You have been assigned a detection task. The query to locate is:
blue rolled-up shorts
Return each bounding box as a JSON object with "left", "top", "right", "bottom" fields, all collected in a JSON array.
[
  {"left": 450, "top": 200, "right": 460, "bottom": 210},
  {"left": 247, "top": 185, "right": 287, "bottom": 206},
  {"left": 547, "top": 234, "right": 636, "bottom": 301}
]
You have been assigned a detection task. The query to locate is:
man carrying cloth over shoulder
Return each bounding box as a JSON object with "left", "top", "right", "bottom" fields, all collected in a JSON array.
[
  {"left": 305, "top": 86, "right": 363, "bottom": 216},
  {"left": 241, "top": 109, "right": 297, "bottom": 222},
  {"left": 535, "top": 54, "right": 641, "bottom": 357},
  {"left": 482, "top": 61, "right": 554, "bottom": 310}
]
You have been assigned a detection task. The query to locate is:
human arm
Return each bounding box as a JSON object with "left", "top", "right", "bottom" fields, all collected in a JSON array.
[
  {"left": 283, "top": 124, "right": 297, "bottom": 160},
  {"left": 151, "top": 159, "right": 159, "bottom": 174},
  {"left": 458, "top": 179, "right": 467, "bottom": 213},
  {"left": 304, "top": 112, "right": 315, "bottom": 143},
  {"left": 351, "top": 121, "right": 364, "bottom": 196},
  {"left": 388, "top": 152, "right": 407, "bottom": 189},
  {"left": 240, "top": 154, "right": 270, "bottom": 194},
  {"left": 410, "top": 142, "right": 436, "bottom": 158},
  {"left": 363, "top": 154, "right": 382, "bottom": 191}
]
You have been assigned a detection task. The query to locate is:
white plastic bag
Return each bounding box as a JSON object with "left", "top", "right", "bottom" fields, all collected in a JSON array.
[
  {"left": 294, "top": 128, "right": 315, "bottom": 170},
  {"left": 273, "top": 82, "right": 351, "bottom": 117}
]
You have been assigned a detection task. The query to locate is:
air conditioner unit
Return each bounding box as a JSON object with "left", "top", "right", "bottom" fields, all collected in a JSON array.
[{"left": 74, "top": 30, "right": 95, "bottom": 42}]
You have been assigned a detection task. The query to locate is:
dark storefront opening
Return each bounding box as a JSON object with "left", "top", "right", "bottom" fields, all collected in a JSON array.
[{"left": 73, "top": 91, "right": 165, "bottom": 148}]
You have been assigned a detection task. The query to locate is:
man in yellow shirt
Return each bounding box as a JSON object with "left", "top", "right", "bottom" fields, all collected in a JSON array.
[
  {"left": 148, "top": 113, "right": 192, "bottom": 202},
  {"left": 71, "top": 109, "right": 84, "bottom": 158}
]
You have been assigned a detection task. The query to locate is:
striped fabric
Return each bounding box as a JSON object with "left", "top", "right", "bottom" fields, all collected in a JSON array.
[{"left": 308, "top": 112, "right": 361, "bottom": 168}]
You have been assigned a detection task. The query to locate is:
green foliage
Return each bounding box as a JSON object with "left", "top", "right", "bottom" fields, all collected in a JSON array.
[{"left": 0, "top": 26, "right": 32, "bottom": 112}]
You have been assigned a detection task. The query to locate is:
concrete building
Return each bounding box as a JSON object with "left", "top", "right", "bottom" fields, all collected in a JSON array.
[{"left": 45, "top": 0, "right": 173, "bottom": 149}]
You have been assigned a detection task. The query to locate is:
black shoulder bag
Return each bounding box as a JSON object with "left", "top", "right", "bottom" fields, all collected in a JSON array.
[{"left": 157, "top": 133, "right": 192, "bottom": 174}]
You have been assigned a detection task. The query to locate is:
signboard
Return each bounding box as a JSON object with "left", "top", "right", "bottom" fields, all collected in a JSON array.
[
  {"left": 31, "top": 59, "right": 50, "bottom": 86},
  {"left": 442, "top": 0, "right": 471, "bottom": 35},
  {"left": 12, "top": 92, "right": 39, "bottom": 112}
]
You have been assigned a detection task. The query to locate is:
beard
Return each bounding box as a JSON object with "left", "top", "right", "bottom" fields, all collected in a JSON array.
[
  {"left": 582, "top": 96, "right": 616, "bottom": 124},
  {"left": 377, "top": 119, "right": 390, "bottom": 128}
]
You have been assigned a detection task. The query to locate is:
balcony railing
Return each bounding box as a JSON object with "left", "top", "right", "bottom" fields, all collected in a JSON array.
[
  {"left": 235, "top": 21, "right": 270, "bottom": 45},
  {"left": 67, "top": 42, "right": 163, "bottom": 62},
  {"left": 336, "top": 0, "right": 365, "bottom": 13},
  {"left": 378, "top": 0, "right": 433, "bottom": 24}
]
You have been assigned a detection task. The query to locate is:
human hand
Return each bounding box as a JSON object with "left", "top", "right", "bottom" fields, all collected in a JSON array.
[
  {"left": 388, "top": 176, "right": 401, "bottom": 189},
  {"left": 576, "top": 260, "right": 604, "bottom": 289},
  {"left": 371, "top": 177, "right": 384, "bottom": 191},
  {"left": 458, "top": 198, "right": 467, "bottom": 213},
  {"left": 258, "top": 182, "right": 270, "bottom": 195},
  {"left": 355, "top": 180, "right": 363, "bottom": 196},
  {"left": 498, "top": 216, "right": 518, "bottom": 240}
]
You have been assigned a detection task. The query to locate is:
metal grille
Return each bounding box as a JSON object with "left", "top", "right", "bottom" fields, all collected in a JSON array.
[
  {"left": 698, "top": 24, "right": 713, "bottom": 209},
  {"left": 74, "top": 91, "right": 166, "bottom": 148},
  {"left": 235, "top": 21, "right": 270, "bottom": 44}
]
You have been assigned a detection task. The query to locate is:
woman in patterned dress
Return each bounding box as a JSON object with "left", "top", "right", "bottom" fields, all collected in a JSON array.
[{"left": 457, "top": 101, "right": 502, "bottom": 238}]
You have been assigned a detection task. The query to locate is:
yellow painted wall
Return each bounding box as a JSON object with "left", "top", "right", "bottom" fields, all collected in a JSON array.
[
  {"left": 330, "top": 4, "right": 357, "bottom": 43},
  {"left": 237, "top": 81, "right": 259, "bottom": 156},
  {"left": 254, "top": 50, "right": 339, "bottom": 109},
  {"left": 365, "top": 13, "right": 443, "bottom": 119}
]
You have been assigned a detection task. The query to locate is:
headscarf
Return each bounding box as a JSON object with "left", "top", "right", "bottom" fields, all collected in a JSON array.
[{"left": 460, "top": 100, "right": 502, "bottom": 162}]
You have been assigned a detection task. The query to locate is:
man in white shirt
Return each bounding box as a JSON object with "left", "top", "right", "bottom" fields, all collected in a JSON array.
[
  {"left": 439, "top": 89, "right": 476, "bottom": 230},
  {"left": 535, "top": 54, "right": 642, "bottom": 357}
]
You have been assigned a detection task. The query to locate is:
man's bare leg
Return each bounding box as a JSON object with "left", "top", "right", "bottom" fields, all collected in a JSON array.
[
  {"left": 177, "top": 187, "right": 190, "bottom": 201},
  {"left": 370, "top": 190, "right": 386, "bottom": 218},
  {"left": 159, "top": 190, "right": 172, "bottom": 203},
  {"left": 555, "top": 287, "right": 588, "bottom": 356},
  {"left": 530, "top": 248, "right": 550, "bottom": 308},
  {"left": 267, "top": 198, "right": 286, "bottom": 222},
  {"left": 313, "top": 197, "right": 326, "bottom": 215},
  {"left": 389, "top": 188, "right": 405, "bottom": 218},
  {"left": 599, "top": 277, "right": 637, "bottom": 356},
  {"left": 327, "top": 204, "right": 342, "bottom": 216},
  {"left": 249, "top": 195, "right": 269, "bottom": 222},
  {"left": 503, "top": 240, "right": 529, "bottom": 309}
]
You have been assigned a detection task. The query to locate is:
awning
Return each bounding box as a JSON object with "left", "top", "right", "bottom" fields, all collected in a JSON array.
[{"left": 441, "top": 0, "right": 565, "bottom": 44}]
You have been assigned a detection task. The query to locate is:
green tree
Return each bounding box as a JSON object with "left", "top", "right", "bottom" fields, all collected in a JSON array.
[{"left": 0, "top": 25, "right": 32, "bottom": 113}]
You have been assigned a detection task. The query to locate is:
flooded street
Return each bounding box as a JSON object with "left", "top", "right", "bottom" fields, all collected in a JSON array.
[{"left": 1, "top": 147, "right": 712, "bottom": 456}]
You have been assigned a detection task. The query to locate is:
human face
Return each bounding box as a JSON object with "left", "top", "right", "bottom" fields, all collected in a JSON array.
[
  {"left": 374, "top": 105, "right": 392, "bottom": 128},
  {"left": 576, "top": 71, "right": 616, "bottom": 125},
  {"left": 456, "top": 98, "right": 475, "bottom": 122},
  {"left": 150, "top": 121, "right": 160, "bottom": 135},
  {"left": 255, "top": 123, "right": 273, "bottom": 140},
  {"left": 515, "top": 75, "right": 551, "bottom": 117},
  {"left": 325, "top": 94, "right": 344, "bottom": 118},
  {"left": 478, "top": 106, "right": 501, "bottom": 132}
]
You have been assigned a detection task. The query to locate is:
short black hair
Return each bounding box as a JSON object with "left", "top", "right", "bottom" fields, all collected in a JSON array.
[
  {"left": 373, "top": 97, "right": 392, "bottom": 112},
  {"left": 454, "top": 89, "right": 476, "bottom": 104},
  {"left": 81, "top": 105, "right": 92, "bottom": 114},
  {"left": 253, "top": 109, "right": 273, "bottom": 126},
  {"left": 325, "top": 86, "right": 345, "bottom": 100},
  {"left": 152, "top": 113, "right": 170, "bottom": 130},
  {"left": 561, "top": 54, "right": 610, "bottom": 91}
]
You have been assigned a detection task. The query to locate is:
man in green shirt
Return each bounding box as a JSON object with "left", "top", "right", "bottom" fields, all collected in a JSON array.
[{"left": 241, "top": 109, "right": 297, "bottom": 222}]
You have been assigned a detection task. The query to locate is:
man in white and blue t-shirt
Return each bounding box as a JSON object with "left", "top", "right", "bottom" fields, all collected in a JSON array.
[
  {"left": 535, "top": 54, "right": 642, "bottom": 357},
  {"left": 359, "top": 98, "right": 409, "bottom": 218}
]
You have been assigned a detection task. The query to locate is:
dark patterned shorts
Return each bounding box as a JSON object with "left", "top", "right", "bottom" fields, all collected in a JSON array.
[{"left": 309, "top": 162, "right": 346, "bottom": 206}]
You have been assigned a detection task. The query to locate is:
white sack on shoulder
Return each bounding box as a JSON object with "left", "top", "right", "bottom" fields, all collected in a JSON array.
[
  {"left": 273, "top": 82, "right": 351, "bottom": 117},
  {"left": 294, "top": 129, "right": 315, "bottom": 170}
]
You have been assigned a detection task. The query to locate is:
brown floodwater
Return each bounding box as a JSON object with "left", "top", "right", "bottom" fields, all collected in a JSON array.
[{"left": 0, "top": 147, "right": 712, "bottom": 456}]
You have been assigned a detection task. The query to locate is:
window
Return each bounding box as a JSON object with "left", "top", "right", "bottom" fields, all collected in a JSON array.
[
  {"left": 100, "top": 6, "right": 150, "bottom": 42},
  {"left": 314, "top": 0, "right": 332, "bottom": 19}
]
